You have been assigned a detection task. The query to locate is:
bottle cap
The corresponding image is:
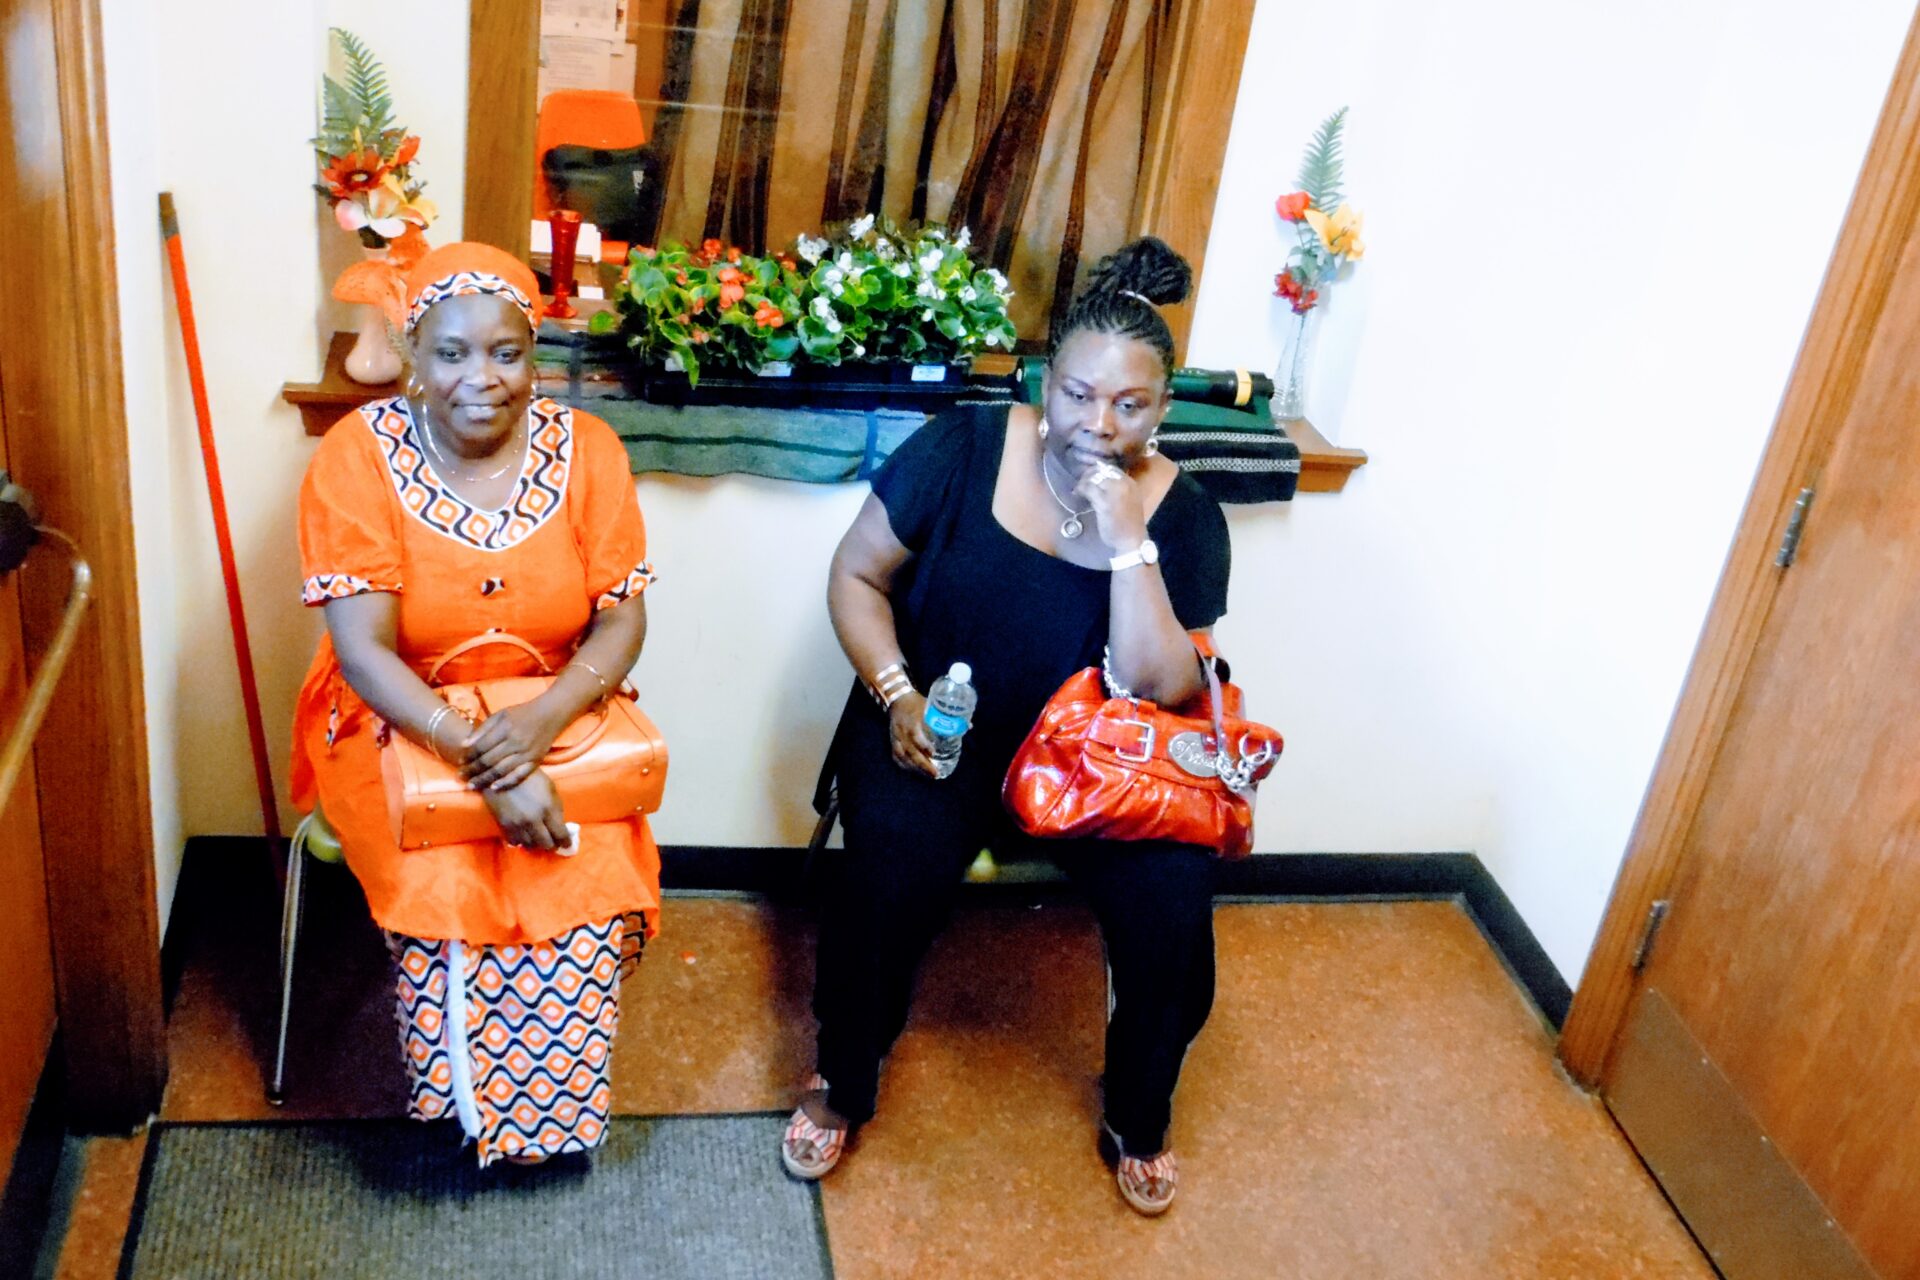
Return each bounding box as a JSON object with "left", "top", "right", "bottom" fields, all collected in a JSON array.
[{"left": 948, "top": 662, "right": 972, "bottom": 684}]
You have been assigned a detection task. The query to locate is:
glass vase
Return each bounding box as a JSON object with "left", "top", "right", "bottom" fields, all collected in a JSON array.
[{"left": 1271, "top": 306, "right": 1320, "bottom": 422}]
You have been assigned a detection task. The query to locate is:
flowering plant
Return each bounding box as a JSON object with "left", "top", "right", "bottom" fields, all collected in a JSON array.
[
  {"left": 591, "top": 238, "right": 807, "bottom": 385},
  {"left": 1273, "top": 108, "right": 1364, "bottom": 314},
  {"left": 791, "top": 214, "right": 1017, "bottom": 365},
  {"left": 314, "top": 29, "right": 435, "bottom": 257}
]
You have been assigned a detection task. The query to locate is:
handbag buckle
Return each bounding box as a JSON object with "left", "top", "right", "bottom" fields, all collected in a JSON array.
[{"left": 1112, "top": 718, "right": 1156, "bottom": 763}]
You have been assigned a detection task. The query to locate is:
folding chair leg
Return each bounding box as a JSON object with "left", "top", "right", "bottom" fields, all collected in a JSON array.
[{"left": 267, "top": 833, "right": 307, "bottom": 1106}]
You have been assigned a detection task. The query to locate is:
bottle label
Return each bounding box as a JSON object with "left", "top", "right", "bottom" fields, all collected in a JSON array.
[{"left": 924, "top": 707, "right": 969, "bottom": 737}]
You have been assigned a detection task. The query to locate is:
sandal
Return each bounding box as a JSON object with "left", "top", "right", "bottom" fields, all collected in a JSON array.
[
  {"left": 780, "top": 1074, "right": 847, "bottom": 1181},
  {"left": 1101, "top": 1122, "right": 1177, "bottom": 1216}
]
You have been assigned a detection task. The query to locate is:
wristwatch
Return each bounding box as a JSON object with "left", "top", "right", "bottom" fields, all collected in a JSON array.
[{"left": 1109, "top": 539, "right": 1160, "bottom": 571}]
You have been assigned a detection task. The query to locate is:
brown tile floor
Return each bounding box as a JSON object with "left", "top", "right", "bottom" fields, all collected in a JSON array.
[{"left": 52, "top": 866, "right": 1712, "bottom": 1279}]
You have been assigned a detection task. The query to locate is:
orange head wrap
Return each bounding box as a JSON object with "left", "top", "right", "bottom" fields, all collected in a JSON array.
[{"left": 403, "top": 242, "right": 544, "bottom": 335}]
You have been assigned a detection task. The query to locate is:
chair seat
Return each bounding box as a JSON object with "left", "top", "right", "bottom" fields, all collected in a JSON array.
[{"left": 300, "top": 806, "right": 345, "bottom": 865}]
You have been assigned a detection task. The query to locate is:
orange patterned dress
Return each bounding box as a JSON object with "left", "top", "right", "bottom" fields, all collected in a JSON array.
[{"left": 291, "top": 394, "right": 659, "bottom": 1164}]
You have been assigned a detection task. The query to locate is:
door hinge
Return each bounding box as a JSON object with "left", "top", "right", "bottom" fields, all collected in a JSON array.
[
  {"left": 1631, "top": 899, "right": 1671, "bottom": 971},
  {"left": 1775, "top": 486, "right": 1816, "bottom": 567}
]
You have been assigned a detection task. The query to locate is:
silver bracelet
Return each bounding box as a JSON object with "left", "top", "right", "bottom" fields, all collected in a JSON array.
[{"left": 425, "top": 704, "right": 458, "bottom": 761}]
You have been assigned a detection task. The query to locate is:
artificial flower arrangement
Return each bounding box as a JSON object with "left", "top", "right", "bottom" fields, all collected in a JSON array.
[
  {"left": 593, "top": 214, "right": 1017, "bottom": 385},
  {"left": 1273, "top": 107, "right": 1364, "bottom": 314},
  {"left": 314, "top": 28, "right": 435, "bottom": 262}
]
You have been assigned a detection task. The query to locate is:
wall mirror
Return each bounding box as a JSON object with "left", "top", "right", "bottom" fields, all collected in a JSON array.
[{"left": 466, "top": 0, "right": 1252, "bottom": 353}]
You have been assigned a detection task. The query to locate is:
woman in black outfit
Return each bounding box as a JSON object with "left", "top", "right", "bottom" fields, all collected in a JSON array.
[{"left": 781, "top": 238, "right": 1230, "bottom": 1216}]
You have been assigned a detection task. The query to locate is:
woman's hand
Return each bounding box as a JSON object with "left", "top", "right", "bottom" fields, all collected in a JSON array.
[
  {"left": 483, "top": 769, "right": 572, "bottom": 851},
  {"left": 462, "top": 701, "right": 569, "bottom": 792},
  {"left": 1076, "top": 461, "right": 1150, "bottom": 553},
  {"left": 887, "top": 692, "right": 940, "bottom": 777}
]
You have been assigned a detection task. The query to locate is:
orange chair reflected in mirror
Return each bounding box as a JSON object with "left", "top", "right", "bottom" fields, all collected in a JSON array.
[{"left": 534, "top": 89, "right": 648, "bottom": 261}]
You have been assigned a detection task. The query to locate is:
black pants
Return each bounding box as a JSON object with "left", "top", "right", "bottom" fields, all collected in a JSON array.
[{"left": 811, "top": 714, "right": 1217, "bottom": 1156}]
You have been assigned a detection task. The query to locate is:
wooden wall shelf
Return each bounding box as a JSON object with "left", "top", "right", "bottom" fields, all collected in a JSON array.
[
  {"left": 282, "top": 332, "right": 398, "bottom": 436},
  {"left": 282, "top": 333, "right": 1369, "bottom": 492},
  {"left": 1282, "top": 417, "right": 1369, "bottom": 493}
]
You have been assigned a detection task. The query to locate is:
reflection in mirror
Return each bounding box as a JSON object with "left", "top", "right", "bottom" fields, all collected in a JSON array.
[{"left": 529, "top": 0, "right": 1188, "bottom": 342}]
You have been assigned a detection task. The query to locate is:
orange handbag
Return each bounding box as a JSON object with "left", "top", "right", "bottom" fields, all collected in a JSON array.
[
  {"left": 1002, "top": 640, "right": 1281, "bottom": 858},
  {"left": 380, "top": 633, "right": 668, "bottom": 849}
]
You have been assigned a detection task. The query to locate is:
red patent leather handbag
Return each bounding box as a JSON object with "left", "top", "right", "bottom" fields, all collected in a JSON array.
[{"left": 1002, "top": 639, "right": 1282, "bottom": 858}]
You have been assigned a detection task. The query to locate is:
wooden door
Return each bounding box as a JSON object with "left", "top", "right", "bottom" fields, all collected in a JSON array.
[
  {"left": 1584, "top": 22, "right": 1920, "bottom": 1279},
  {"left": 0, "top": 369, "right": 58, "bottom": 1182}
]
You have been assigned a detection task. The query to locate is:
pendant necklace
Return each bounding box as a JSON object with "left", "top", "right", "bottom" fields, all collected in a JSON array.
[
  {"left": 1040, "top": 453, "right": 1093, "bottom": 539},
  {"left": 415, "top": 400, "right": 525, "bottom": 485}
]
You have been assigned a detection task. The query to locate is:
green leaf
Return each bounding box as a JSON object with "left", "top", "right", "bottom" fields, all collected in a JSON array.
[
  {"left": 1297, "top": 107, "right": 1348, "bottom": 212},
  {"left": 588, "top": 310, "right": 616, "bottom": 335},
  {"left": 762, "top": 331, "right": 800, "bottom": 360}
]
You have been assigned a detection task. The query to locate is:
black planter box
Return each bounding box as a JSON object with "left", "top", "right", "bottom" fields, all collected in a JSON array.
[{"left": 637, "top": 360, "right": 1017, "bottom": 412}]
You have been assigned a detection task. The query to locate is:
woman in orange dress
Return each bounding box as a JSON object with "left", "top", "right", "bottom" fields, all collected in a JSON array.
[{"left": 289, "top": 243, "right": 659, "bottom": 1166}]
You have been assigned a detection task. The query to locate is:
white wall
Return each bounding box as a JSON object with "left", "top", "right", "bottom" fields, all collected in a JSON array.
[
  {"left": 1186, "top": 0, "right": 1915, "bottom": 979},
  {"left": 103, "top": 0, "right": 1913, "bottom": 980}
]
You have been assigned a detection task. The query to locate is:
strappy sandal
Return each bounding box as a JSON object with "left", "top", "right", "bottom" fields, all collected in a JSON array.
[
  {"left": 780, "top": 1074, "right": 847, "bottom": 1181},
  {"left": 1101, "top": 1122, "right": 1178, "bottom": 1216}
]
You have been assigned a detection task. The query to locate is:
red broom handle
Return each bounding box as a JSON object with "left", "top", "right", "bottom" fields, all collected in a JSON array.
[{"left": 159, "top": 193, "right": 284, "bottom": 845}]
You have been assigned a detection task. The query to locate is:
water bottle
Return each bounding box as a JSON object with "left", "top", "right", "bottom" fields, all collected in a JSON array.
[{"left": 924, "top": 662, "right": 976, "bottom": 780}]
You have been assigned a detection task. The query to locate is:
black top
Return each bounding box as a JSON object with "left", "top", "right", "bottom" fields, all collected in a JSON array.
[{"left": 822, "top": 405, "right": 1231, "bottom": 790}]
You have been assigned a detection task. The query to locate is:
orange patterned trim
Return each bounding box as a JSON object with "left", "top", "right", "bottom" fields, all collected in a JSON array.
[
  {"left": 302, "top": 573, "right": 401, "bottom": 605},
  {"left": 361, "top": 396, "right": 573, "bottom": 552},
  {"left": 594, "top": 562, "right": 656, "bottom": 612}
]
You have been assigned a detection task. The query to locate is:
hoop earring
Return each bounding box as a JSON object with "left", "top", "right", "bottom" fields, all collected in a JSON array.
[
  {"left": 405, "top": 372, "right": 425, "bottom": 401},
  {"left": 1144, "top": 434, "right": 1160, "bottom": 456},
  {"left": 1037, "top": 417, "right": 1050, "bottom": 440}
]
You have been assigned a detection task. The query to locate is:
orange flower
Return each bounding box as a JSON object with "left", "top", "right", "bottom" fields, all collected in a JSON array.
[
  {"left": 719, "top": 281, "right": 746, "bottom": 308},
  {"left": 716, "top": 266, "right": 744, "bottom": 284},
  {"left": 753, "top": 301, "right": 785, "bottom": 328},
  {"left": 700, "top": 238, "right": 724, "bottom": 260},
  {"left": 726, "top": 247, "right": 743, "bottom": 263},
  {"left": 691, "top": 328, "right": 709, "bottom": 344},
  {"left": 1274, "top": 191, "right": 1311, "bottom": 222},
  {"left": 322, "top": 148, "right": 387, "bottom": 198},
  {"left": 389, "top": 134, "right": 421, "bottom": 168}
]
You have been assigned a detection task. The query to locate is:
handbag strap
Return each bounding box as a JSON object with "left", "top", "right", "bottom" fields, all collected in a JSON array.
[
  {"left": 1194, "top": 641, "right": 1274, "bottom": 794},
  {"left": 425, "top": 631, "right": 553, "bottom": 685}
]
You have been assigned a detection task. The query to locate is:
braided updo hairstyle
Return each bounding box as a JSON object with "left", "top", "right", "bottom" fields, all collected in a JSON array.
[{"left": 1047, "top": 236, "right": 1193, "bottom": 375}]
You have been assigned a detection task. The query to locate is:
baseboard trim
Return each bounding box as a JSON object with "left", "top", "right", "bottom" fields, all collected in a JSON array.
[
  {"left": 0, "top": 1035, "right": 67, "bottom": 1278},
  {"left": 175, "top": 837, "right": 1571, "bottom": 1030}
]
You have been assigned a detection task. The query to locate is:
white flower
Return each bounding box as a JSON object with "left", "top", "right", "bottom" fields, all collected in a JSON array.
[
  {"left": 916, "top": 280, "right": 937, "bottom": 299},
  {"left": 830, "top": 282, "right": 844, "bottom": 296},
  {"left": 796, "top": 234, "right": 828, "bottom": 264},
  {"left": 955, "top": 225, "right": 972, "bottom": 249},
  {"left": 824, "top": 266, "right": 844, "bottom": 285},
  {"left": 852, "top": 342, "right": 865, "bottom": 357},
  {"left": 826, "top": 316, "right": 842, "bottom": 333},
  {"left": 848, "top": 213, "right": 875, "bottom": 239},
  {"left": 919, "top": 247, "right": 943, "bottom": 271},
  {"left": 985, "top": 332, "right": 1001, "bottom": 346},
  {"left": 875, "top": 239, "right": 896, "bottom": 261},
  {"left": 892, "top": 262, "right": 910, "bottom": 277},
  {"left": 986, "top": 267, "right": 1009, "bottom": 294},
  {"left": 922, "top": 309, "right": 934, "bottom": 321},
  {"left": 960, "top": 285, "right": 977, "bottom": 302},
  {"left": 810, "top": 295, "right": 834, "bottom": 320},
  {"left": 836, "top": 251, "right": 855, "bottom": 272}
]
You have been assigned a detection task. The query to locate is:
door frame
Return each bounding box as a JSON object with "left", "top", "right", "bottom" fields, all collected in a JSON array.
[
  {"left": 0, "top": 0, "right": 167, "bottom": 1128},
  {"left": 1559, "top": 5, "right": 1920, "bottom": 1084}
]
